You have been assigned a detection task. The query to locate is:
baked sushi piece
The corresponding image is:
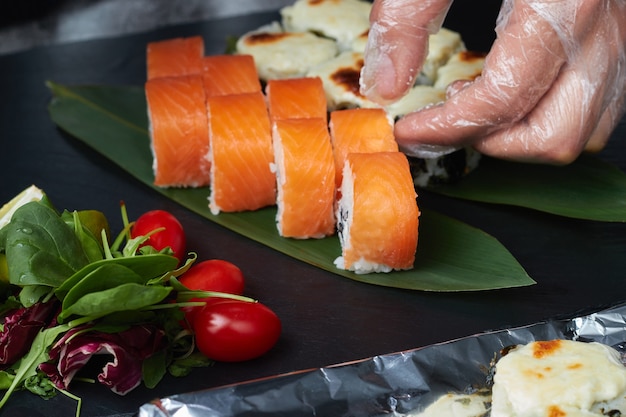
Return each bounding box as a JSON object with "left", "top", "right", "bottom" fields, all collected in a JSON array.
[
  {"left": 491, "top": 340, "right": 626, "bottom": 417},
  {"left": 433, "top": 50, "right": 486, "bottom": 90},
  {"left": 271, "top": 118, "right": 335, "bottom": 239},
  {"left": 306, "top": 51, "right": 379, "bottom": 110},
  {"left": 335, "top": 152, "right": 419, "bottom": 273},
  {"left": 146, "top": 36, "right": 204, "bottom": 80},
  {"left": 145, "top": 74, "right": 210, "bottom": 187},
  {"left": 266, "top": 77, "right": 328, "bottom": 121},
  {"left": 236, "top": 22, "right": 338, "bottom": 81},
  {"left": 329, "top": 107, "right": 398, "bottom": 189},
  {"left": 419, "top": 27, "right": 465, "bottom": 84},
  {"left": 201, "top": 54, "right": 262, "bottom": 96},
  {"left": 384, "top": 85, "right": 446, "bottom": 120},
  {"left": 280, "top": 0, "right": 372, "bottom": 51},
  {"left": 207, "top": 92, "right": 276, "bottom": 214},
  {"left": 407, "top": 147, "right": 482, "bottom": 188}
]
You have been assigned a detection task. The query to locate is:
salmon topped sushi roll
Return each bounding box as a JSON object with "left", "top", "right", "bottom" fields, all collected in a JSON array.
[
  {"left": 272, "top": 118, "right": 335, "bottom": 239},
  {"left": 202, "top": 54, "right": 262, "bottom": 97},
  {"left": 145, "top": 74, "right": 210, "bottom": 187},
  {"left": 146, "top": 36, "right": 204, "bottom": 80},
  {"left": 329, "top": 108, "right": 398, "bottom": 189},
  {"left": 207, "top": 92, "right": 276, "bottom": 214},
  {"left": 266, "top": 77, "right": 328, "bottom": 121},
  {"left": 335, "top": 152, "right": 419, "bottom": 273}
]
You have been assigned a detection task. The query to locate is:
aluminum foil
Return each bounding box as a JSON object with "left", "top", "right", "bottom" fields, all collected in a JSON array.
[{"left": 138, "top": 302, "right": 626, "bottom": 417}]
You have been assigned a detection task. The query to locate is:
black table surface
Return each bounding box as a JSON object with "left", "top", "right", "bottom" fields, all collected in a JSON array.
[{"left": 1, "top": 5, "right": 625, "bottom": 417}]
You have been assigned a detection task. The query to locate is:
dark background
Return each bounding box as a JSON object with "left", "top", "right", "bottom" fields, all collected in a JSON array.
[{"left": 1, "top": 1, "right": 625, "bottom": 416}]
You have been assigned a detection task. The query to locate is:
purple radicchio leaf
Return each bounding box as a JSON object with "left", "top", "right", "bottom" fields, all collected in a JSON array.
[
  {"left": 0, "top": 300, "right": 60, "bottom": 368},
  {"left": 39, "top": 324, "right": 165, "bottom": 395}
]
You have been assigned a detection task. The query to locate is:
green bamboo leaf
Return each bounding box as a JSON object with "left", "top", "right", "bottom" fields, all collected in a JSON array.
[
  {"left": 46, "top": 81, "right": 534, "bottom": 291},
  {"left": 427, "top": 156, "right": 626, "bottom": 222}
]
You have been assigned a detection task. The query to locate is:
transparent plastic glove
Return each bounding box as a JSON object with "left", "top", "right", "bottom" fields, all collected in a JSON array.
[
  {"left": 361, "top": 0, "right": 626, "bottom": 164},
  {"left": 360, "top": 0, "right": 453, "bottom": 105}
]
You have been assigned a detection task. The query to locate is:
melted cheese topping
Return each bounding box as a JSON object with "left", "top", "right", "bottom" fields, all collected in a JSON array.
[
  {"left": 306, "top": 51, "right": 378, "bottom": 110},
  {"left": 491, "top": 340, "right": 626, "bottom": 417},
  {"left": 236, "top": 22, "right": 338, "bottom": 80},
  {"left": 385, "top": 85, "right": 446, "bottom": 120},
  {"left": 434, "top": 50, "right": 486, "bottom": 89},
  {"left": 281, "top": 0, "right": 372, "bottom": 51},
  {"left": 421, "top": 28, "right": 466, "bottom": 83}
]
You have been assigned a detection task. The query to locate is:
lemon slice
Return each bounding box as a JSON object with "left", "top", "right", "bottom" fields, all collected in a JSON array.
[{"left": 0, "top": 185, "right": 45, "bottom": 229}]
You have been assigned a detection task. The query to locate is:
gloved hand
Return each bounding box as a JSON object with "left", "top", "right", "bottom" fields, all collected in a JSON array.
[{"left": 360, "top": 0, "right": 626, "bottom": 163}]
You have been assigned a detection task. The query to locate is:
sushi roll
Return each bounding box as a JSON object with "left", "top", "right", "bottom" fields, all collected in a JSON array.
[
  {"left": 265, "top": 77, "right": 328, "bottom": 121},
  {"left": 406, "top": 147, "right": 482, "bottom": 188},
  {"left": 420, "top": 27, "right": 465, "bottom": 84},
  {"left": 335, "top": 152, "right": 419, "bottom": 273},
  {"left": 271, "top": 118, "right": 335, "bottom": 239},
  {"left": 146, "top": 36, "right": 204, "bottom": 80},
  {"left": 145, "top": 74, "right": 210, "bottom": 187},
  {"left": 207, "top": 92, "right": 276, "bottom": 214},
  {"left": 434, "top": 50, "right": 486, "bottom": 90},
  {"left": 384, "top": 85, "right": 446, "bottom": 120},
  {"left": 236, "top": 22, "right": 338, "bottom": 81},
  {"left": 329, "top": 107, "right": 398, "bottom": 189},
  {"left": 201, "top": 54, "right": 262, "bottom": 96},
  {"left": 280, "top": 0, "right": 372, "bottom": 52}
]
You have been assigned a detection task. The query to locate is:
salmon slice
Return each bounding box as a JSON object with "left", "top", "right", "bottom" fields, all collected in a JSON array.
[
  {"left": 146, "top": 36, "right": 204, "bottom": 80},
  {"left": 207, "top": 92, "right": 276, "bottom": 214},
  {"left": 335, "top": 152, "right": 419, "bottom": 273},
  {"left": 202, "top": 54, "right": 262, "bottom": 97},
  {"left": 329, "top": 108, "right": 398, "bottom": 189},
  {"left": 272, "top": 118, "right": 335, "bottom": 238},
  {"left": 145, "top": 74, "right": 210, "bottom": 187},
  {"left": 266, "top": 77, "right": 328, "bottom": 121}
]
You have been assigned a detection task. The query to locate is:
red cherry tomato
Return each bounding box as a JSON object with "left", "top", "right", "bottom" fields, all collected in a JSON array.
[
  {"left": 193, "top": 300, "right": 281, "bottom": 362},
  {"left": 179, "top": 260, "right": 245, "bottom": 294},
  {"left": 179, "top": 260, "right": 245, "bottom": 326},
  {"left": 130, "top": 210, "right": 186, "bottom": 263}
]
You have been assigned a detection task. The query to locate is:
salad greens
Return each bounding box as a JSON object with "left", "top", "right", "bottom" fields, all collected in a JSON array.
[{"left": 0, "top": 191, "right": 222, "bottom": 416}]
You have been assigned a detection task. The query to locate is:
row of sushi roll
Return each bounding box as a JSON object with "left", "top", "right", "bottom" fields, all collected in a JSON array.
[
  {"left": 235, "top": 0, "right": 487, "bottom": 187},
  {"left": 145, "top": 35, "right": 419, "bottom": 274}
]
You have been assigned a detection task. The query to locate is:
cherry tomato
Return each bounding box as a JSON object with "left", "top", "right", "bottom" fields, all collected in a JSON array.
[
  {"left": 179, "top": 259, "right": 245, "bottom": 326},
  {"left": 179, "top": 260, "right": 245, "bottom": 294},
  {"left": 193, "top": 300, "right": 281, "bottom": 362},
  {"left": 130, "top": 210, "right": 186, "bottom": 263}
]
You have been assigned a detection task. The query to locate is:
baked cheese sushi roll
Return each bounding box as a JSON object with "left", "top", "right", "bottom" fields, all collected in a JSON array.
[
  {"left": 434, "top": 50, "right": 486, "bottom": 89},
  {"left": 280, "top": 0, "right": 372, "bottom": 51},
  {"left": 491, "top": 340, "right": 626, "bottom": 417},
  {"left": 207, "top": 92, "right": 276, "bottom": 214},
  {"left": 306, "top": 51, "right": 378, "bottom": 110},
  {"left": 406, "top": 147, "right": 482, "bottom": 188},
  {"left": 350, "top": 28, "right": 369, "bottom": 54},
  {"left": 271, "top": 118, "right": 335, "bottom": 239},
  {"left": 202, "top": 54, "right": 261, "bottom": 96},
  {"left": 145, "top": 74, "right": 210, "bottom": 187},
  {"left": 236, "top": 22, "right": 338, "bottom": 81},
  {"left": 419, "top": 28, "right": 465, "bottom": 84},
  {"left": 146, "top": 36, "right": 204, "bottom": 80},
  {"left": 384, "top": 85, "right": 446, "bottom": 120},
  {"left": 266, "top": 77, "right": 328, "bottom": 121},
  {"left": 335, "top": 152, "right": 419, "bottom": 273},
  {"left": 329, "top": 108, "right": 398, "bottom": 189}
]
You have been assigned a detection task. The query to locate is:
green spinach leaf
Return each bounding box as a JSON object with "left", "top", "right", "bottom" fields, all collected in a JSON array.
[
  {"left": 2, "top": 202, "right": 90, "bottom": 288},
  {"left": 61, "top": 210, "right": 105, "bottom": 263},
  {"left": 59, "top": 283, "right": 172, "bottom": 320},
  {"left": 55, "top": 254, "right": 179, "bottom": 300}
]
